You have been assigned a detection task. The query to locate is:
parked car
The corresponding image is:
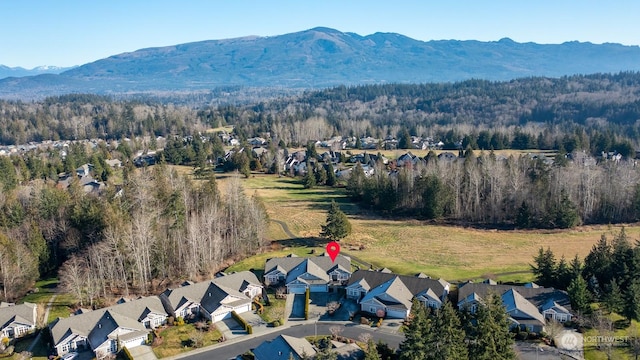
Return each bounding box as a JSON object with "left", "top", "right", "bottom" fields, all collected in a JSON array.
[{"left": 61, "top": 352, "right": 78, "bottom": 360}]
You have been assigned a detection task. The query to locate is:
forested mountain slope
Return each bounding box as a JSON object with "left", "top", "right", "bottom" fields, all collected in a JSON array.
[{"left": 2, "top": 27, "right": 640, "bottom": 99}]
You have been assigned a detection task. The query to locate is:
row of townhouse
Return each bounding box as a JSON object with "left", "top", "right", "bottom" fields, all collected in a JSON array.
[
  {"left": 49, "top": 271, "right": 262, "bottom": 359},
  {"left": 264, "top": 254, "right": 573, "bottom": 333}
]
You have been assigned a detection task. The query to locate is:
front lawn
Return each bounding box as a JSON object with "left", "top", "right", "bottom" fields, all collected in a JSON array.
[
  {"left": 152, "top": 323, "right": 223, "bottom": 358},
  {"left": 21, "top": 278, "right": 77, "bottom": 325},
  {"left": 9, "top": 332, "right": 49, "bottom": 360},
  {"left": 259, "top": 297, "right": 286, "bottom": 325}
]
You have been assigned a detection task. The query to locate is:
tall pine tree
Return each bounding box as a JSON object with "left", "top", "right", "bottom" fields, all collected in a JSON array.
[
  {"left": 468, "top": 293, "right": 516, "bottom": 360},
  {"left": 431, "top": 301, "right": 468, "bottom": 360},
  {"left": 400, "top": 299, "right": 432, "bottom": 360},
  {"left": 530, "top": 247, "right": 557, "bottom": 288},
  {"left": 320, "top": 200, "right": 352, "bottom": 241},
  {"left": 567, "top": 275, "right": 591, "bottom": 314}
]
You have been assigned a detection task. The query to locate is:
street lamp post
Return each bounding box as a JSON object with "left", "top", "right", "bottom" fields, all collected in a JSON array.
[{"left": 315, "top": 312, "right": 321, "bottom": 338}]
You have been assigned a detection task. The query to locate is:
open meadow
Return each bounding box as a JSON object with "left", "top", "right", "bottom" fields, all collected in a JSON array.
[{"left": 170, "top": 166, "right": 640, "bottom": 283}]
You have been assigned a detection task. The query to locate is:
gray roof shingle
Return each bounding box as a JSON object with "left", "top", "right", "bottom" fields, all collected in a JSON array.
[
  {"left": 0, "top": 302, "right": 36, "bottom": 330},
  {"left": 347, "top": 270, "right": 449, "bottom": 298}
]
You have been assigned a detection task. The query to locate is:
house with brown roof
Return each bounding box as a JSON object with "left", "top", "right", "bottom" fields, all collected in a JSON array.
[
  {"left": 456, "top": 282, "right": 572, "bottom": 333},
  {"left": 264, "top": 254, "right": 352, "bottom": 294},
  {"left": 346, "top": 270, "right": 450, "bottom": 319}
]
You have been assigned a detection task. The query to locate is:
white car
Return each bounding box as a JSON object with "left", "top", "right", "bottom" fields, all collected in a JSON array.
[{"left": 61, "top": 352, "right": 78, "bottom": 360}]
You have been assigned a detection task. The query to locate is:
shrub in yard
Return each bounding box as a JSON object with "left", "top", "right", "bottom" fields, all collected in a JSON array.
[
  {"left": 176, "top": 316, "right": 185, "bottom": 326},
  {"left": 231, "top": 311, "right": 252, "bottom": 334},
  {"left": 304, "top": 288, "right": 310, "bottom": 320},
  {"left": 121, "top": 346, "right": 134, "bottom": 360}
]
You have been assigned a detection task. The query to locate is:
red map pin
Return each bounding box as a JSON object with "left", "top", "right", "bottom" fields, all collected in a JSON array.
[{"left": 326, "top": 241, "right": 341, "bottom": 262}]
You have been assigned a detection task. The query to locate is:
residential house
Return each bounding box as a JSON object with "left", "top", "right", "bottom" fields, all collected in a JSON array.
[
  {"left": 252, "top": 147, "right": 268, "bottom": 158},
  {"left": 105, "top": 159, "right": 122, "bottom": 168},
  {"left": 252, "top": 335, "right": 317, "bottom": 360},
  {"left": 50, "top": 296, "right": 168, "bottom": 358},
  {"left": 264, "top": 254, "right": 352, "bottom": 293},
  {"left": 456, "top": 282, "right": 572, "bottom": 333},
  {"left": 0, "top": 302, "right": 37, "bottom": 341},
  {"left": 437, "top": 152, "right": 457, "bottom": 162},
  {"left": 335, "top": 165, "right": 374, "bottom": 179},
  {"left": 248, "top": 137, "right": 267, "bottom": 146},
  {"left": 396, "top": 152, "right": 420, "bottom": 167},
  {"left": 133, "top": 153, "right": 157, "bottom": 167},
  {"left": 159, "top": 271, "right": 262, "bottom": 322},
  {"left": 319, "top": 150, "right": 342, "bottom": 164},
  {"left": 332, "top": 341, "right": 365, "bottom": 360},
  {"left": 346, "top": 270, "right": 450, "bottom": 319}
]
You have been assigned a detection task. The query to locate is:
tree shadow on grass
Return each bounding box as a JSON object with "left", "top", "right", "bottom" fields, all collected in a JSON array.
[
  {"left": 614, "top": 318, "right": 630, "bottom": 330},
  {"left": 274, "top": 237, "right": 328, "bottom": 248}
]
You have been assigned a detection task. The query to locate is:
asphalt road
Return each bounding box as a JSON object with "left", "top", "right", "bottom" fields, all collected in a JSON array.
[{"left": 181, "top": 322, "right": 404, "bottom": 360}]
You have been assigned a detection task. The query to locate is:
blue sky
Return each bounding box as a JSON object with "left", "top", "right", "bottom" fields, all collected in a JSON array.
[{"left": 1, "top": 0, "right": 638, "bottom": 68}]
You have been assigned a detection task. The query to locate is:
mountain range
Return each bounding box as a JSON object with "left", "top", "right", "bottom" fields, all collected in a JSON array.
[
  {"left": 0, "top": 65, "right": 75, "bottom": 79},
  {"left": 2, "top": 27, "right": 640, "bottom": 99}
]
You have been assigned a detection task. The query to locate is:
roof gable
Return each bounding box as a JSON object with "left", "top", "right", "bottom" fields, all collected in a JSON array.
[
  {"left": 0, "top": 303, "right": 36, "bottom": 330},
  {"left": 501, "top": 289, "right": 546, "bottom": 324},
  {"left": 347, "top": 270, "right": 448, "bottom": 298},
  {"left": 457, "top": 283, "right": 571, "bottom": 309}
]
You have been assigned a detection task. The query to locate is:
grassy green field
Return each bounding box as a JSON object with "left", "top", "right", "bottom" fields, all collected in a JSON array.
[
  {"left": 582, "top": 310, "right": 640, "bottom": 360},
  {"left": 23, "top": 278, "right": 76, "bottom": 324},
  {"left": 214, "top": 172, "right": 640, "bottom": 283},
  {"left": 152, "top": 324, "right": 223, "bottom": 358}
]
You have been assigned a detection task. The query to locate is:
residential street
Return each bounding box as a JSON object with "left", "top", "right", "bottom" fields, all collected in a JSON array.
[{"left": 175, "top": 322, "right": 404, "bottom": 360}]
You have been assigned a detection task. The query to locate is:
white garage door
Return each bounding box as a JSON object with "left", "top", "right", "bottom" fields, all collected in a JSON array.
[
  {"left": 213, "top": 311, "right": 231, "bottom": 322},
  {"left": 386, "top": 308, "right": 408, "bottom": 319},
  {"left": 234, "top": 304, "right": 250, "bottom": 315}
]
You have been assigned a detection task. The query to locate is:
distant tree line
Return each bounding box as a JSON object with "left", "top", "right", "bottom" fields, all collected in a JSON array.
[
  {"left": 344, "top": 151, "right": 640, "bottom": 228},
  {"left": 3, "top": 73, "right": 640, "bottom": 159}
]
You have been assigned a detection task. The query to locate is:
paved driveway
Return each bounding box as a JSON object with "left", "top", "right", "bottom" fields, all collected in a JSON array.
[
  {"left": 289, "top": 294, "right": 305, "bottom": 319},
  {"left": 127, "top": 345, "right": 158, "bottom": 360}
]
